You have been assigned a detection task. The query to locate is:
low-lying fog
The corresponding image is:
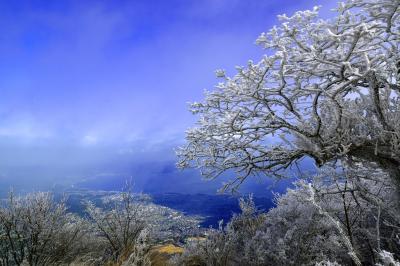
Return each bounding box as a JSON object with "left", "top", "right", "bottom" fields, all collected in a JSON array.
[{"left": 0, "top": 137, "right": 291, "bottom": 197}]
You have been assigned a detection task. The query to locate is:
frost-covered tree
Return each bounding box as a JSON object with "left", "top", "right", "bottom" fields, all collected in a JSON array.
[
  {"left": 86, "top": 190, "right": 151, "bottom": 265},
  {"left": 177, "top": 0, "right": 400, "bottom": 192},
  {"left": 0, "top": 192, "right": 87, "bottom": 266},
  {"left": 85, "top": 184, "right": 199, "bottom": 265}
]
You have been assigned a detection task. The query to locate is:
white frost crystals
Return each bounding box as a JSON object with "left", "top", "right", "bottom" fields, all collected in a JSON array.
[{"left": 177, "top": 0, "right": 400, "bottom": 193}]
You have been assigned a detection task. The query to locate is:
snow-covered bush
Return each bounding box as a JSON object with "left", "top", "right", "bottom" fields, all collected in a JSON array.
[
  {"left": 174, "top": 165, "right": 400, "bottom": 265},
  {"left": 0, "top": 192, "right": 87, "bottom": 265},
  {"left": 171, "top": 197, "right": 262, "bottom": 266},
  {"left": 376, "top": 250, "right": 400, "bottom": 266},
  {"left": 85, "top": 185, "right": 199, "bottom": 265},
  {"left": 85, "top": 189, "right": 151, "bottom": 264}
]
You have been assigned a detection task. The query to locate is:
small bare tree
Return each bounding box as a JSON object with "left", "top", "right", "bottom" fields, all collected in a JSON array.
[
  {"left": 85, "top": 181, "right": 200, "bottom": 265},
  {"left": 85, "top": 185, "right": 152, "bottom": 265},
  {"left": 0, "top": 192, "right": 86, "bottom": 266}
]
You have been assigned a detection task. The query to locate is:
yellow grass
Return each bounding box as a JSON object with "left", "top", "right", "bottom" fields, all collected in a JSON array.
[{"left": 152, "top": 244, "right": 184, "bottom": 254}]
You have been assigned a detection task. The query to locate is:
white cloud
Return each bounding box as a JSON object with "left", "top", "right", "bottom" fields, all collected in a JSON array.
[
  {"left": 0, "top": 115, "right": 53, "bottom": 140},
  {"left": 81, "top": 134, "right": 99, "bottom": 146}
]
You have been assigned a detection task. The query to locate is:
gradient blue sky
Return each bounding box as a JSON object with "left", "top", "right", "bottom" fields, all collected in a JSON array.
[{"left": 0, "top": 0, "right": 335, "bottom": 192}]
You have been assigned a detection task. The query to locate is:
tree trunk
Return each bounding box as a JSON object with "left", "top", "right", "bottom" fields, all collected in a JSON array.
[{"left": 348, "top": 145, "right": 400, "bottom": 200}]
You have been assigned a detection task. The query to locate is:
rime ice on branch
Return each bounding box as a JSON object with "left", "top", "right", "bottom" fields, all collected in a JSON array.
[{"left": 177, "top": 0, "right": 400, "bottom": 192}]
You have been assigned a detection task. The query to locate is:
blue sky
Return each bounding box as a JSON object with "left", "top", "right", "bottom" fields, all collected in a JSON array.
[{"left": 0, "top": 0, "right": 335, "bottom": 192}]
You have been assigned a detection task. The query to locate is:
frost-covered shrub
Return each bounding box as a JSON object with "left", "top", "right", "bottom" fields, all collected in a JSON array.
[
  {"left": 0, "top": 187, "right": 199, "bottom": 266},
  {"left": 85, "top": 185, "right": 199, "bottom": 264},
  {"left": 174, "top": 165, "right": 400, "bottom": 266},
  {"left": 0, "top": 192, "right": 88, "bottom": 266},
  {"left": 376, "top": 250, "right": 400, "bottom": 266},
  {"left": 86, "top": 192, "right": 150, "bottom": 264},
  {"left": 310, "top": 164, "right": 400, "bottom": 265},
  {"left": 171, "top": 197, "right": 259, "bottom": 266},
  {"left": 252, "top": 187, "right": 347, "bottom": 265}
]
